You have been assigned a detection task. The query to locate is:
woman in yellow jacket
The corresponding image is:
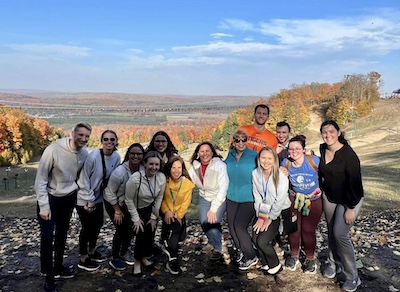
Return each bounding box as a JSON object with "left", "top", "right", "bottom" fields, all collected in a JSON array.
[{"left": 160, "top": 156, "right": 195, "bottom": 275}]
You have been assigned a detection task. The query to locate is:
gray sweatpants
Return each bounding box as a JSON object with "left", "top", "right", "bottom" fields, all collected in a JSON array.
[{"left": 323, "top": 193, "right": 363, "bottom": 281}]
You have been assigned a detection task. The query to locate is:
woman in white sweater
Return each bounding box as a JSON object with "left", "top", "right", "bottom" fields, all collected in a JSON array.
[
  {"left": 252, "top": 146, "right": 291, "bottom": 275},
  {"left": 76, "top": 130, "right": 121, "bottom": 272},
  {"left": 188, "top": 142, "right": 229, "bottom": 261}
]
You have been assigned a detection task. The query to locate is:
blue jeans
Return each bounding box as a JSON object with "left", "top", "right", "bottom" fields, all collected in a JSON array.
[{"left": 198, "top": 196, "right": 226, "bottom": 251}]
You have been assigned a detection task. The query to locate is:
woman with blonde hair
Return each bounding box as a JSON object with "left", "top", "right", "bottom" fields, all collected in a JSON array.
[{"left": 252, "top": 146, "right": 291, "bottom": 275}]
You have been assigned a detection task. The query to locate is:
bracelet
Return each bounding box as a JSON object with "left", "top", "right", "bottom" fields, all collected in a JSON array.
[{"left": 115, "top": 212, "right": 122, "bottom": 215}]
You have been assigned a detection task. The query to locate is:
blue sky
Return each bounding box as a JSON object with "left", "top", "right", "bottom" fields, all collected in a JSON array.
[{"left": 0, "top": 0, "right": 399, "bottom": 96}]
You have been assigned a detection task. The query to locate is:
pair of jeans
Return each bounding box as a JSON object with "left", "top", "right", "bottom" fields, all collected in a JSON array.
[
  {"left": 161, "top": 214, "right": 187, "bottom": 258},
  {"left": 104, "top": 201, "right": 133, "bottom": 259},
  {"left": 38, "top": 192, "right": 76, "bottom": 276},
  {"left": 198, "top": 196, "right": 226, "bottom": 251},
  {"left": 323, "top": 194, "right": 363, "bottom": 281},
  {"left": 76, "top": 202, "right": 104, "bottom": 256}
]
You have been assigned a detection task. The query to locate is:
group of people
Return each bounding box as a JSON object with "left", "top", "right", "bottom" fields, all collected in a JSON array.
[{"left": 35, "top": 104, "right": 364, "bottom": 292}]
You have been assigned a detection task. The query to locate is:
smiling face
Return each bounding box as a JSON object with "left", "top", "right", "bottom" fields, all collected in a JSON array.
[
  {"left": 259, "top": 149, "right": 275, "bottom": 173},
  {"left": 288, "top": 141, "right": 305, "bottom": 162},
  {"left": 144, "top": 157, "right": 161, "bottom": 177},
  {"left": 128, "top": 146, "right": 144, "bottom": 166},
  {"left": 198, "top": 144, "right": 213, "bottom": 165},
  {"left": 233, "top": 134, "right": 248, "bottom": 153},
  {"left": 276, "top": 125, "right": 290, "bottom": 145},
  {"left": 170, "top": 160, "right": 183, "bottom": 182},
  {"left": 321, "top": 124, "right": 341, "bottom": 147},
  {"left": 154, "top": 134, "right": 168, "bottom": 154},
  {"left": 254, "top": 107, "right": 269, "bottom": 126},
  {"left": 72, "top": 126, "right": 91, "bottom": 150},
  {"left": 101, "top": 132, "right": 117, "bottom": 153}
]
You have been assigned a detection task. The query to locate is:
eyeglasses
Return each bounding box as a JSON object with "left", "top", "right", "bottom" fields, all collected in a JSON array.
[
  {"left": 129, "top": 152, "right": 143, "bottom": 156},
  {"left": 288, "top": 148, "right": 303, "bottom": 152},
  {"left": 234, "top": 138, "right": 247, "bottom": 143},
  {"left": 155, "top": 140, "right": 167, "bottom": 144},
  {"left": 103, "top": 137, "right": 116, "bottom": 142}
]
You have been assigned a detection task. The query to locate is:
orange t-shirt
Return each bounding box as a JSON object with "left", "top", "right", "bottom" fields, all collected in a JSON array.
[{"left": 238, "top": 124, "right": 278, "bottom": 153}]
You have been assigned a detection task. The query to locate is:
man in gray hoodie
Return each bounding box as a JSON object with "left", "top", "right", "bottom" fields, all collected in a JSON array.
[{"left": 35, "top": 122, "right": 92, "bottom": 292}]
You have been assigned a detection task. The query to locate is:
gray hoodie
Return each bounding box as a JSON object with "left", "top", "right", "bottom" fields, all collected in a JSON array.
[{"left": 35, "top": 137, "right": 88, "bottom": 213}]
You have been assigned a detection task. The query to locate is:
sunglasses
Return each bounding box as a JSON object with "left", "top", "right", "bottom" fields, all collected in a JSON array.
[
  {"left": 129, "top": 152, "right": 143, "bottom": 156},
  {"left": 234, "top": 138, "right": 247, "bottom": 143},
  {"left": 103, "top": 137, "right": 116, "bottom": 142}
]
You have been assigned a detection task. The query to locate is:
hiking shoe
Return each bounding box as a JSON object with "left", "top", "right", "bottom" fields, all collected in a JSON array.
[
  {"left": 238, "top": 257, "right": 258, "bottom": 271},
  {"left": 342, "top": 277, "right": 361, "bottom": 292},
  {"left": 166, "top": 259, "right": 181, "bottom": 275},
  {"left": 120, "top": 253, "right": 135, "bottom": 266},
  {"left": 233, "top": 250, "right": 244, "bottom": 263},
  {"left": 78, "top": 257, "right": 100, "bottom": 272},
  {"left": 161, "top": 240, "right": 173, "bottom": 261},
  {"left": 284, "top": 255, "right": 300, "bottom": 271},
  {"left": 303, "top": 259, "right": 317, "bottom": 274},
  {"left": 54, "top": 265, "right": 76, "bottom": 280},
  {"left": 209, "top": 250, "right": 222, "bottom": 261},
  {"left": 109, "top": 258, "right": 127, "bottom": 271},
  {"left": 89, "top": 250, "right": 107, "bottom": 263},
  {"left": 322, "top": 265, "right": 342, "bottom": 279}
]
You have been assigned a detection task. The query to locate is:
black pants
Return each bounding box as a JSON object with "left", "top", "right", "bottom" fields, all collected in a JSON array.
[
  {"left": 161, "top": 213, "right": 187, "bottom": 258},
  {"left": 252, "top": 218, "right": 280, "bottom": 268},
  {"left": 76, "top": 202, "right": 104, "bottom": 256},
  {"left": 226, "top": 199, "right": 256, "bottom": 259},
  {"left": 38, "top": 192, "right": 76, "bottom": 276},
  {"left": 134, "top": 205, "right": 155, "bottom": 260},
  {"left": 104, "top": 201, "right": 134, "bottom": 259}
]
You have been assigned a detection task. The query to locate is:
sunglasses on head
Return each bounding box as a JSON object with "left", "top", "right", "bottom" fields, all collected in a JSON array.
[
  {"left": 234, "top": 138, "right": 247, "bottom": 143},
  {"left": 103, "top": 137, "right": 116, "bottom": 142}
]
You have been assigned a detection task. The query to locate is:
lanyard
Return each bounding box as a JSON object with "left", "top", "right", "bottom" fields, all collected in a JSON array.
[
  {"left": 145, "top": 174, "right": 157, "bottom": 199},
  {"left": 169, "top": 178, "right": 183, "bottom": 208},
  {"left": 262, "top": 174, "right": 269, "bottom": 202}
]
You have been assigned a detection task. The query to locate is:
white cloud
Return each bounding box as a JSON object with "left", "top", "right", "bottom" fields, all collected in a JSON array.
[
  {"left": 6, "top": 44, "right": 91, "bottom": 58},
  {"left": 210, "top": 32, "right": 233, "bottom": 39}
]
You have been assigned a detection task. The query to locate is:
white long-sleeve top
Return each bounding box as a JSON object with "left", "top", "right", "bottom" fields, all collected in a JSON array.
[
  {"left": 77, "top": 149, "right": 120, "bottom": 207},
  {"left": 252, "top": 168, "right": 291, "bottom": 220},
  {"left": 35, "top": 137, "right": 88, "bottom": 213},
  {"left": 125, "top": 170, "right": 166, "bottom": 223},
  {"left": 188, "top": 157, "right": 229, "bottom": 213},
  {"left": 104, "top": 161, "right": 144, "bottom": 206}
]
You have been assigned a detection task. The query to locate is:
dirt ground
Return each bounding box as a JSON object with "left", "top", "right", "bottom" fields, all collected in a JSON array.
[{"left": 0, "top": 198, "right": 399, "bottom": 292}]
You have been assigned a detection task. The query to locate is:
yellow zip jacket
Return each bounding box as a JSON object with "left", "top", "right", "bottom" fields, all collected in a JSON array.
[{"left": 161, "top": 177, "right": 195, "bottom": 219}]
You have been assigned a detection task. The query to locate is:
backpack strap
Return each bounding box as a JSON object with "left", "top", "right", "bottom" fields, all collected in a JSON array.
[{"left": 306, "top": 155, "right": 318, "bottom": 172}]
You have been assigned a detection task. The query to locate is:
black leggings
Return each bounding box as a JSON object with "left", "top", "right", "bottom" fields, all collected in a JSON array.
[{"left": 226, "top": 199, "right": 256, "bottom": 259}]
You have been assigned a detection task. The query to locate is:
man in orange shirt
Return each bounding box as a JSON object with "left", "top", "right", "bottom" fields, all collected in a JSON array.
[{"left": 238, "top": 104, "right": 278, "bottom": 152}]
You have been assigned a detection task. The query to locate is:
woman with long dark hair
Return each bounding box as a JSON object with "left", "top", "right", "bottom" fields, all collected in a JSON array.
[
  {"left": 188, "top": 142, "right": 229, "bottom": 261},
  {"left": 76, "top": 130, "right": 121, "bottom": 271},
  {"left": 104, "top": 143, "right": 145, "bottom": 271},
  {"left": 319, "top": 120, "right": 364, "bottom": 292}
]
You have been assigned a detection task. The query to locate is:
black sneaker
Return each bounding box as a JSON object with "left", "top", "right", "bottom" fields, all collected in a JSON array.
[
  {"left": 54, "top": 265, "right": 76, "bottom": 280},
  {"left": 120, "top": 253, "right": 135, "bottom": 266},
  {"left": 109, "top": 258, "right": 127, "bottom": 271},
  {"left": 209, "top": 250, "right": 222, "bottom": 262},
  {"left": 238, "top": 257, "right": 258, "bottom": 271},
  {"left": 233, "top": 250, "right": 244, "bottom": 263},
  {"left": 166, "top": 259, "right": 181, "bottom": 275},
  {"left": 303, "top": 259, "right": 317, "bottom": 274},
  {"left": 78, "top": 258, "right": 100, "bottom": 272},
  {"left": 342, "top": 277, "right": 361, "bottom": 292},
  {"left": 89, "top": 250, "right": 107, "bottom": 263},
  {"left": 284, "top": 255, "right": 300, "bottom": 271}
]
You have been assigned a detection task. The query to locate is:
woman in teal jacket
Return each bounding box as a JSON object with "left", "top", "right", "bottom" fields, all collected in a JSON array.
[{"left": 224, "top": 129, "right": 258, "bottom": 270}]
